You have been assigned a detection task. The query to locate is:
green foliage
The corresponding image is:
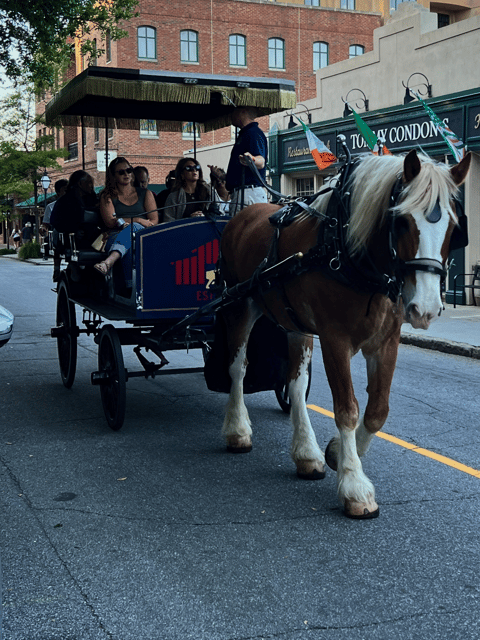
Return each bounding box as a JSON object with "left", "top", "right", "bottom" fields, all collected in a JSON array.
[
  {"left": 0, "top": 0, "right": 139, "bottom": 89},
  {"left": 0, "top": 85, "right": 67, "bottom": 204},
  {"left": 18, "top": 240, "right": 42, "bottom": 260},
  {"left": 0, "top": 248, "right": 16, "bottom": 255}
]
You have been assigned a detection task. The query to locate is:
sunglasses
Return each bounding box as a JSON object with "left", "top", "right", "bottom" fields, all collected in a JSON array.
[
  {"left": 183, "top": 165, "right": 201, "bottom": 172},
  {"left": 115, "top": 167, "right": 134, "bottom": 176}
]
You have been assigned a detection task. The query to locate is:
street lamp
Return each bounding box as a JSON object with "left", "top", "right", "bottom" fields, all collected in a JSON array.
[
  {"left": 341, "top": 88, "right": 369, "bottom": 118},
  {"left": 402, "top": 73, "right": 432, "bottom": 104},
  {"left": 5, "top": 209, "right": 11, "bottom": 250},
  {"left": 40, "top": 171, "right": 51, "bottom": 258},
  {"left": 40, "top": 170, "right": 51, "bottom": 205}
]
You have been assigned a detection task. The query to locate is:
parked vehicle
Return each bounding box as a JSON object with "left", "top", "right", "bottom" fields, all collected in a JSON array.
[{"left": 0, "top": 304, "right": 14, "bottom": 348}]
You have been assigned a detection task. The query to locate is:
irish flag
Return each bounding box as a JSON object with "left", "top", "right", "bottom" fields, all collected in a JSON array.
[
  {"left": 298, "top": 119, "right": 337, "bottom": 171},
  {"left": 351, "top": 108, "right": 391, "bottom": 155},
  {"left": 412, "top": 91, "right": 466, "bottom": 162}
]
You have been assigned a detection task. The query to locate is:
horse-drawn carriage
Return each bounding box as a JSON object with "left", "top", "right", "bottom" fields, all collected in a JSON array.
[
  {"left": 45, "top": 67, "right": 298, "bottom": 430},
  {"left": 46, "top": 67, "right": 471, "bottom": 518}
]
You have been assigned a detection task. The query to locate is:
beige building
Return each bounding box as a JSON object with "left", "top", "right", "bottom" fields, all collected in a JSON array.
[{"left": 196, "top": 2, "right": 480, "bottom": 303}]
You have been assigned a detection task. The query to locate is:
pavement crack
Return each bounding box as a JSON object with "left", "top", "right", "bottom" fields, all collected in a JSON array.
[{"left": 0, "top": 458, "right": 114, "bottom": 638}]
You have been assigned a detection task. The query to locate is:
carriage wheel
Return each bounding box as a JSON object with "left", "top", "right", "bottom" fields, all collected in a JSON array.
[
  {"left": 56, "top": 280, "right": 78, "bottom": 389},
  {"left": 275, "top": 361, "right": 312, "bottom": 414},
  {"left": 98, "top": 325, "right": 126, "bottom": 431}
]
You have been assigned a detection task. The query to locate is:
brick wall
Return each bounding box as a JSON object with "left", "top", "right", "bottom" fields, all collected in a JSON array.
[{"left": 44, "top": 0, "right": 381, "bottom": 189}]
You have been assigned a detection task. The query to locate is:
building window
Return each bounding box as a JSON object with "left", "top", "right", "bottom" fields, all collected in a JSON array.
[
  {"left": 182, "top": 122, "right": 201, "bottom": 140},
  {"left": 67, "top": 143, "right": 78, "bottom": 161},
  {"left": 390, "top": 0, "right": 415, "bottom": 10},
  {"left": 296, "top": 178, "right": 314, "bottom": 197},
  {"left": 268, "top": 38, "right": 285, "bottom": 70},
  {"left": 341, "top": 0, "right": 355, "bottom": 8},
  {"left": 313, "top": 41, "right": 328, "bottom": 70},
  {"left": 229, "top": 34, "right": 246, "bottom": 67},
  {"left": 94, "top": 119, "right": 100, "bottom": 143},
  {"left": 349, "top": 44, "right": 364, "bottom": 58},
  {"left": 181, "top": 30, "right": 199, "bottom": 63},
  {"left": 437, "top": 13, "right": 450, "bottom": 28},
  {"left": 106, "top": 30, "right": 111, "bottom": 62},
  {"left": 305, "top": 0, "right": 320, "bottom": 5},
  {"left": 82, "top": 127, "right": 87, "bottom": 147},
  {"left": 140, "top": 119, "right": 158, "bottom": 138},
  {"left": 138, "top": 26, "right": 156, "bottom": 60}
]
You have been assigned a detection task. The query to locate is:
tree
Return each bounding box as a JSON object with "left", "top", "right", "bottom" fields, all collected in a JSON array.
[
  {"left": 0, "top": 0, "right": 138, "bottom": 88},
  {"left": 0, "top": 83, "right": 66, "bottom": 236}
]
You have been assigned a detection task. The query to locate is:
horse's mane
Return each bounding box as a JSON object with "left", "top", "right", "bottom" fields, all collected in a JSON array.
[
  {"left": 347, "top": 153, "right": 459, "bottom": 255},
  {"left": 309, "top": 153, "right": 460, "bottom": 256}
]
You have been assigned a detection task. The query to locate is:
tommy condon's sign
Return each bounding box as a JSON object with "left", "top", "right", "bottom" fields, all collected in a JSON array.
[{"left": 344, "top": 109, "right": 463, "bottom": 152}]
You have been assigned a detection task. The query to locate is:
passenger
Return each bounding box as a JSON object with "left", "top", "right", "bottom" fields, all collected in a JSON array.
[
  {"left": 163, "top": 158, "right": 220, "bottom": 222},
  {"left": 50, "top": 170, "right": 98, "bottom": 236},
  {"left": 208, "top": 165, "right": 230, "bottom": 215},
  {"left": 133, "top": 165, "right": 150, "bottom": 190},
  {"left": 50, "top": 170, "right": 99, "bottom": 281},
  {"left": 94, "top": 157, "right": 158, "bottom": 282}
]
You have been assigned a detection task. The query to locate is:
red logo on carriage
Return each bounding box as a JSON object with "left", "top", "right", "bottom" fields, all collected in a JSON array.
[{"left": 171, "top": 239, "right": 219, "bottom": 286}]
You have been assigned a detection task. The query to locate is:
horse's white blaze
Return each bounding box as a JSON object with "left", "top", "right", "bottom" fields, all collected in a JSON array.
[
  {"left": 402, "top": 208, "right": 449, "bottom": 329},
  {"left": 337, "top": 427, "right": 376, "bottom": 508},
  {"left": 289, "top": 348, "right": 324, "bottom": 466},
  {"left": 222, "top": 345, "right": 252, "bottom": 440}
]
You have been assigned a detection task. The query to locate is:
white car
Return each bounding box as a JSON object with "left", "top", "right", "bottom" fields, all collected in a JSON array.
[{"left": 0, "top": 304, "right": 14, "bottom": 348}]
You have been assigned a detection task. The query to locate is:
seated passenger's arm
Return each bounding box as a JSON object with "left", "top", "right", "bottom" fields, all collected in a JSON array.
[
  {"left": 100, "top": 194, "right": 119, "bottom": 229},
  {"left": 133, "top": 190, "right": 158, "bottom": 227}
]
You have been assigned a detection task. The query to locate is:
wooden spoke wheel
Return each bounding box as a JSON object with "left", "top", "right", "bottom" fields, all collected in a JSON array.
[
  {"left": 275, "top": 360, "right": 312, "bottom": 414},
  {"left": 98, "top": 324, "right": 126, "bottom": 431},
  {"left": 56, "top": 280, "right": 78, "bottom": 389}
]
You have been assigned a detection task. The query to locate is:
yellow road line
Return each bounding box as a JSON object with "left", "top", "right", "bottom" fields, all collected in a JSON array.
[{"left": 307, "top": 403, "right": 480, "bottom": 479}]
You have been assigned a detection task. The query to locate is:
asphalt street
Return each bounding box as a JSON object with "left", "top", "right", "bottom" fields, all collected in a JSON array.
[{"left": 1, "top": 258, "right": 480, "bottom": 640}]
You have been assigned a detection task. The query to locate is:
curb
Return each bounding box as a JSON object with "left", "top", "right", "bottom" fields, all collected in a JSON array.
[{"left": 400, "top": 333, "right": 480, "bottom": 360}]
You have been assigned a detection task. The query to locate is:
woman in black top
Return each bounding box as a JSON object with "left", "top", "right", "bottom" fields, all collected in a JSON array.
[{"left": 163, "top": 158, "right": 219, "bottom": 222}]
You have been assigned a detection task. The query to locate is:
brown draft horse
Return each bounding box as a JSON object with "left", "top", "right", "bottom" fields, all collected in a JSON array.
[{"left": 219, "top": 150, "right": 471, "bottom": 519}]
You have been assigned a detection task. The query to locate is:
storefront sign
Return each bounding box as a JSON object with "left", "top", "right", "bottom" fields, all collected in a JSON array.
[
  {"left": 343, "top": 109, "right": 463, "bottom": 152},
  {"left": 466, "top": 104, "right": 480, "bottom": 139},
  {"left": 283, "top": 134, "right": 334, "bottom": 165}
]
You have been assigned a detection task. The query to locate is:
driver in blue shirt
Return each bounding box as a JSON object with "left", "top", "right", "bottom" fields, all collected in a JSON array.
[{"left": 225, "top": 107, "right": 268, "bottom": 216}]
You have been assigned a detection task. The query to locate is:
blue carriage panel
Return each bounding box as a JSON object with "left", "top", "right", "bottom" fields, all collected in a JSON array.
[{"left": 135, "top": 218, "right": 229, "bottom": 320}]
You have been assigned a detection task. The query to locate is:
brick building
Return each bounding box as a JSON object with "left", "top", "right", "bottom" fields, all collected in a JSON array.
[{"left": 37, "top": 0, "right": 381, "bottom": 190}]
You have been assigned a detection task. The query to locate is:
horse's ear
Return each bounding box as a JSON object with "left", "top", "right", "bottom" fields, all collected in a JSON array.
[
  {"left": 450, "top": 151, "right": 471, "bottom": 186},
  {"left": 403, "top": 150, "right": 421, "bottom": 183}
]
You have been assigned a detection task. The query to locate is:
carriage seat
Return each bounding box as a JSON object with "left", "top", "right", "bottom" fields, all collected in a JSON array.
[{"left": 50, "top": 209, "right": 106, "bottom": 263}]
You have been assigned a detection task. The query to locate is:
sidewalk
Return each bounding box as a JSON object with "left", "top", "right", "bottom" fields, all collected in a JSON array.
[
  {"left": 2, "top": 246, "right": 479, "bottom": 359},
  {"left": 401, "top": 303, "right": 480, "bottom": 359}
]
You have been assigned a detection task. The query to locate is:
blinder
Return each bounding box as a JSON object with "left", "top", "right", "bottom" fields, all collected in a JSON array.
[{"left": 449, "top": 197, "right": 468, "bottom": 252}]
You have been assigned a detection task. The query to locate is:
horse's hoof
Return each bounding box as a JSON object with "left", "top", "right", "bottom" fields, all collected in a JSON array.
[
  {"left": 226, "top": 435, "right": 252, "bottom": 454},
  {"left": 344, "top": 500, "right": 379, "bottom": 519},
  {"left": 296, "top": 460, "right": 326, "bottom": 480},
  {"left": 325, "top": 438, "right": 338, "bottom": 471},
  {"left": 226, "top": 444, "right": 253, "bottom": 454}
]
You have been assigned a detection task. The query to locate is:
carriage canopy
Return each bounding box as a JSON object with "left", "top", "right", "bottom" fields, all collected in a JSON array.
[{"left": 44, "top": 66, "right": 297, "bottom": 133}]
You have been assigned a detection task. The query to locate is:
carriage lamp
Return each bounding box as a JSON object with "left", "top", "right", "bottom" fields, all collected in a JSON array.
[
  {"left": 342, "top": 88, "right": 369, "bottom": 118},
  {"left": 402, "top": 73, "right": 432, "bottom": 104}
]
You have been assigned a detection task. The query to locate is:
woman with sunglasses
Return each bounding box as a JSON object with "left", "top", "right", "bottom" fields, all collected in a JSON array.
[
  {"left": 163, "top": 158, "right": 219, "bottom": 222},
  {"left": 94, "top": 157, "right": 158, "bottom": 280}
]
